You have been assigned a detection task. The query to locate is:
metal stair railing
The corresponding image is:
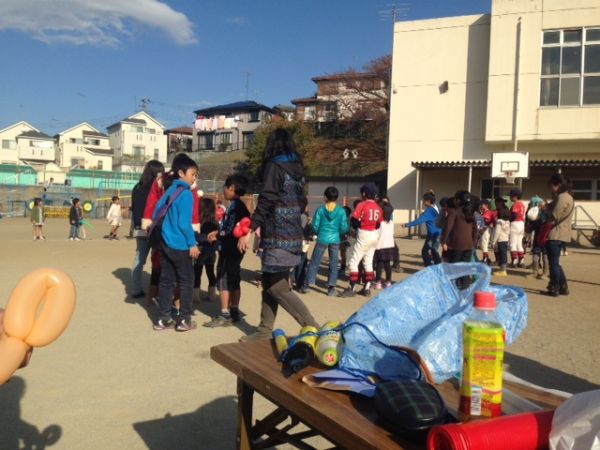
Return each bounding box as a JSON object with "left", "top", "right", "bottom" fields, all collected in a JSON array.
[{"left": 572, "top": 204, "right": 599, "bottom": 231}]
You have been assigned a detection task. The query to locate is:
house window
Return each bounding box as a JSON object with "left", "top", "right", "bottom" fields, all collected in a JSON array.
[
  {"left": 540, "top": 28, "right": 600, "bottom": 106},
  {"left": 242, "top": 132, "right": 254, "bottom": 148},
  {"left": 571, "top": 179, "right": 600, "bottom": 200},
  {"left": 147, "top": 128, "right": 156, "bottom": 134},
  {"left": 249, "top": 111, "right": 259, "bottom": 122},
  {"left": 221, "top": 132, "right": 232, "bottom": 144},
  {"left": 133, "top": 146, "right": 144, "bottom": 157},
  {"left": 154, "top": 149, "right": 160, "bottom": 159},
  {"left": 98, "top": 161, "right": 103, "bottom": 170},
  {"left": 324, "top": 103, "right": 337, "bottom": 120},
  {"left": 134, "top": 126, "right": 144, "bottom": 133},
  {"left": 304, "top": 105, "right": 316, "bottom": 120},
  {"left": 69, "top": 138, "right": 76, "bottom": 143},
  {"left": 1, "top": 139, "right": 16, "bottom": 149}
]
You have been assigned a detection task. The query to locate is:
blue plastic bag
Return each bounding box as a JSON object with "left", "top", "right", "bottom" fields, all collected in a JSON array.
[{"left": 339, "top": 263, "right": 528, "bottom": 383}]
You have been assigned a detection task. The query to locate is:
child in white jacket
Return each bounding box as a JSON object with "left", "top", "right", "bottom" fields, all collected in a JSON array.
[
  {"left": 492, "top": 205, "right": 510, "bottom": 276},
  {"left": 106, "top": 196, "right": 123, "bottom": 240},
  {"left": 374, "top": 204, "right": 396, "bottom": 289}
]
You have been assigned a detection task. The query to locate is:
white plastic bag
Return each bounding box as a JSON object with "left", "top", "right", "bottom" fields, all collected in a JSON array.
[{"left": 550, "top": 389, "right": 600, "bottom": 450}]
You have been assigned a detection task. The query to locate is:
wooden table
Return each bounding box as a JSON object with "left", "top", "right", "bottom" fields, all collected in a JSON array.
[{"left": 211, "top": 339, "right": 566, "bottom": 450}]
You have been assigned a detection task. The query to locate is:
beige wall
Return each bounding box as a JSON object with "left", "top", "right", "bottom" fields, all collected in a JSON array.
[
  {"left": 57, "top": 123, "right": 112, "bottom": 170},
  {"left": 0, "top": 122, "right": 36, "bottom": 164},
  {"left": 109, "top": 112, "right": 167, "bottom": 167},
  {"left": 486, "top": 0, "right": 600, "bottom": 145},
  {"left": 387, "top": 14, "right": 492, "bottom": 221}
]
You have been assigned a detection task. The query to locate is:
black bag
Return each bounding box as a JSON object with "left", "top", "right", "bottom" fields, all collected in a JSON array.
[
  {"left": 374, "top": 380, "right": 452, "bottom": 437},
  {"left": 147, "top": 186, "right": 186, "bottom": 247}
]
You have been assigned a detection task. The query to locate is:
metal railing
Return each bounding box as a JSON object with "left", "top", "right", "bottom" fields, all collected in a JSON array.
[{"left": 572, "top": 204, "right": 599, "bottom": 230}]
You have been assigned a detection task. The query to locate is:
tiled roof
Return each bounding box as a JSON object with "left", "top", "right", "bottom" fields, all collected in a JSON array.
[
  {"left": 82, "top": 130, "right": 108, "bottom": 138},
  {"left": 17, "top": 130, "right": 53, "bottom": 140},
  {"left": 411, "top": 159, "right": 600, "bottom": 169},
  {"left": 84, "top": 147, "right": 114, "bottom": 156},
  {"left": 194, "top": 101, "right": 276, "bottom": 116}
]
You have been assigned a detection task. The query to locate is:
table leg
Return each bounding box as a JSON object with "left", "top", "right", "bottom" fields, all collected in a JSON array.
[{"left": 237, "top": 377, "right": 254, "bottom": 450}]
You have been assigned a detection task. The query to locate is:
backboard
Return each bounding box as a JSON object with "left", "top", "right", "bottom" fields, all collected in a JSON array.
[{"left": 491, "top": 152, "right": 529, "bottom": 182}]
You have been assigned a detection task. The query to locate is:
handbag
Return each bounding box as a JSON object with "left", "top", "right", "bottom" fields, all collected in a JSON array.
[
  {"left": 147, "top": 186, "right": 186, "bottom": 246},
  {"left": 538, "top": 203, "right": 574, "bottom": 247}
]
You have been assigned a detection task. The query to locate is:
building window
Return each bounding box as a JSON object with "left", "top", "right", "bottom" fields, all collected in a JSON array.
[
  {"left": 133, "top": 146, "right": 144, "bottom": 157},
  {"left": 69, "top": 138, "right": 76, "bottom": 143},
  {"left": 220, "top": 132, "right": 231, "bottom": 144},
  {"left": 147, "top": 128, "right": 156, "bottom": 134},
  {"left": 242, "top": 132, "right": 254, "bottom": 148},
  {"left": 304, "top": 105, "right": 316, "bottom": 120},
  {"left": 571, "top": 179, "right": 600, "bottom": 200},
  {"left": 540, "top": 28, "right": 600, "bottom": 106},
  {"left": 154, "top": 149, "right": 159, "bottom": 159},
  {"left": 134, "top": 126, "right": 144, "bottom": 133},
  {"left": 98, "top": 161, "right": 103, "bottom": 170},
  {"left": 1, "top": 139, "right": 16, "bottom": 149},
  {"left": 249, "top": 111, "right": 259, "bottom": 122}
]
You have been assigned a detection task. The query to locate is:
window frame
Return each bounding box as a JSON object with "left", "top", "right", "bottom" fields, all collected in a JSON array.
[
  {"left": 540, "top": 27, "right": 600, "bottom": 107},
  {"left": 570, "top": 178, "right": 600, "bottom": 201}
]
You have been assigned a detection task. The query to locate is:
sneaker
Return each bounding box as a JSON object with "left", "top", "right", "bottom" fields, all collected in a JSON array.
[
  {"left": 203, "top": 314, "right": 232, "bottom": 328},
  {"left": 40, "top": 236, "right": 46, "bottom": 240},
  {"left": 74, "top": 237, "right": 81, "bottom": 241},
  {"left": 131, "top": 291, "right": 145, "bottom": 299},
  {"left": 495, "top": 270, "right": 508, "bottom": 277},
  {"left": 153, "top": 318, "right": 174, "bottom": 331},
  {"left": 239, "top": 328, "right": 272, "bottom": 342},
  {"left": 536, "top": 274, "right": 545, "bottom": 280},
  {"left": 340, "top": 288, "right": 356, "bottom": 298},
  {"left": 392, "top": 264, "right": 403, "bottom": 273},
  {"left": 175, "top": 318, "right": 197, "bottom": 332},
  {"left": 327, "top": 287, "right": 339, "bottom": 297},
  {"left": 299, "top": 285, "right": 309, "bottom": 294},
  {"left": 359, "top": 288, "right": 371, "bottom": 297},
  {"left": 518, "top": 259, "right": 525, "bottom": 268},
  {"left": 374, "top": 282, "right": 383, "bottom": 290},
  {"left": 69, "top": 237, "right": 74, "bottom": 241},
  {"left": 230, "top": 308, "right": 241, "bottom": 323},
  {"left": 385, "top": 281, "right": 393, "bottom": 289}
]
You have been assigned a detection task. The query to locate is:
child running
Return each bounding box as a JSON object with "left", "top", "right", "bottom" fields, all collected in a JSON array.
[
  {"left": 153, "top": 154, "right": 200, "bottom": 332},
  {"left": 68, "top": 198, "right": 81, "bottom": 241},
  {"left": 30, "top": 197, "right": 45, "bottom": 240},
  {"left": 106, "top": 196, "right": 122, "bottom": 240},
  {"left": 301, "top": 186, "right": 349, "bottom": 297},
  {"left": 402, "top": 190, "right": 441, "bottom": 266},
  {"left": 341, "top": 182, "right": 383, "bottom": 297},
  {"left": 374, "top": 203, "right": 395, "bottom": 289},
  {"left": 204, "top": 174, "right": 251, "bottom": 327}
]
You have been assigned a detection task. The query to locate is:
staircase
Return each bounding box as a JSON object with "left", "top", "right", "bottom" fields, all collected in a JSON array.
[{"left": 572, "top": 205, "right": 600, "bottom": 247}]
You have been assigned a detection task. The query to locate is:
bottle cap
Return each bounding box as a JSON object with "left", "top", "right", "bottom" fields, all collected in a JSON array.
[{"left": 474, "top": 291, "right": 496, "bottom": 310}]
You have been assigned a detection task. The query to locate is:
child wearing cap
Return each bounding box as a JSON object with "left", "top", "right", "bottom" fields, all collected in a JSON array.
[
  {"left": 479, "top": 199, "right": 496, "bottom": 265},
  {"left": 509, "top": 189, "right": 526, "bottom": 267},
  {"left": 341, "top": 182, "right": 383, "bottom": 297}
]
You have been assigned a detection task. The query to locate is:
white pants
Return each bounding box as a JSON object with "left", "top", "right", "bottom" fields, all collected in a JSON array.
[
  {"left": 509, "top": 221, "right": 524, "bottom": 256},
  {"left": 348, "top": 229, "right": 380, "bottom": 279},
  {"left": 480, "top": 227, "right": 492, "bottom": 254}
]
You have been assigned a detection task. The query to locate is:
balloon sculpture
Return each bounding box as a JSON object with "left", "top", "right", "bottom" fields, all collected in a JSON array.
[
  {"left": 233, "top": 217, "right": 252, "bottom": 239},
  {"left": 0, "top": 269, "right": 76, "bottom": 384}
]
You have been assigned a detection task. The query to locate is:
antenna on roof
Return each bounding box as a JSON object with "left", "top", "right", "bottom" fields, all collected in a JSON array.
[
  {"left": 378, "top": 3, "right": 410, "bottom": 22},
  {"left": 244, "top": 71, "right": 252, "bottom": 101},
  {"left": 139, "top": 97, "right": 150, "bottom": 112}
]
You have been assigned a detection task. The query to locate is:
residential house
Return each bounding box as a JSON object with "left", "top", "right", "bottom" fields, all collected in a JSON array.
[
  {"left": 166, "top": 126, "right": 193, "bottom": 162},
  {"left": 387, "top": 0, "right": 600, "bottom": 235},
  {"left": 192, "top": 101, "right": 275, "bottom": 152},
  {"left": 292, "top": 72, "right": 387, "bottom": 123},
  {"left": 107, "top": 111, "right": 167, "bottom": 172},
  {"left": 56, "top": 122, "right": 113, "bottom": 171},
  {"left": 0, "top": 121, "right": 61, "bottom": 184}
]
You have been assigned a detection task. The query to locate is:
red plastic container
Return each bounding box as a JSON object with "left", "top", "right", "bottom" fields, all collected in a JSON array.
[{"left": 427, "top": 410, "right": 554, "bottom": 450}]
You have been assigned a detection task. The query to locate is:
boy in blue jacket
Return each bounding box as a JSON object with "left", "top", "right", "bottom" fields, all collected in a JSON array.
[
  {"left": 153, "top": 154, "right": 200, "bottom": 332},
  {"left": 402, "top": 190, "right": 442, "bottom": 266},
  {"left": 301, "top": 186, "right": 349, "bottom": 297}
]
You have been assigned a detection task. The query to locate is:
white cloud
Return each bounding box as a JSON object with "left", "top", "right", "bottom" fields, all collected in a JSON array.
[
  {"left": 225, "top": 16, "right": 248, "bottom": 25},
  {"left": 0, "top": 0, "right": 196, "bottom": 46}
]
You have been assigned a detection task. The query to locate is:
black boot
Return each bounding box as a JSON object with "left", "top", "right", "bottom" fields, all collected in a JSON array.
[
  {"left": 559, "top": 282, "right": 569, "bottom": 296},
  {"left": 546, "top": 285, "right": 560, "bottom": 297}
]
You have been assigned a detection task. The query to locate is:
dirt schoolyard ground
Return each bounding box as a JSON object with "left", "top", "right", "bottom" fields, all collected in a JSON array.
[{"left": 1, "top": 218, "right": 599, "bottom": 449}]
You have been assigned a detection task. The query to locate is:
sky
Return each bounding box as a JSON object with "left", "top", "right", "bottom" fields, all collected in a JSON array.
[{"left": 0, "top": 0, "right": 491, "bottom": 135}]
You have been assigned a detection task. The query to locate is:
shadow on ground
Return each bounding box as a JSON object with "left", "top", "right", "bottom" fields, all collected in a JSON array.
[
  {"left": 133, "top": 396, "right": 237, "bottom": 450},
  {"left": 112, "top": 268, "right": 156, "bottom": 321},
  {"left": 0, "top": 377, "right": 62, "bottom": 449},
  {"left": 505, "top": 353, "right": 600, "bottom": 394}
]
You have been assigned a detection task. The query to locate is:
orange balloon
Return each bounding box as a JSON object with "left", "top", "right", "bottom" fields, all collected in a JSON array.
[{"left": 0, "top": 269, "right": 76, "bottom": 384}]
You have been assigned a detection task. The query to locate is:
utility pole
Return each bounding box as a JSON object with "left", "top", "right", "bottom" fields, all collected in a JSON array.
[{"left": 244, "top": 72, "right": 251, "bottom": 101}]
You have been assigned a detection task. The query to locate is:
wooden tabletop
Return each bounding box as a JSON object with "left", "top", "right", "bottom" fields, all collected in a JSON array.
[{"left": 211, "top": 339, "right": 567, "bottom": 450}]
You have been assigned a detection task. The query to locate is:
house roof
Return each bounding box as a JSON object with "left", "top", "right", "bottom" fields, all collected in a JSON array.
[
  {"left": 84, "top": 147, "right": 114, "bottom": 156},
  {"left": 16, "top": 130, "right": 54, "bottom": 140},
  {"left": 166, "top": 127, "right": 193, "bottom": 135},
  {"left": 0, "top": 121, "right": 39, "bottom": 135},
  {"left": 57, "top": 122, "right": 101, "bottom": 136},
  {"left": 194, "top": 101, "right": 276, "bottom": 116},
  {"left": 411, "top": 159, "right": 600, "bottom": 169},
  {"left": 290, "top": 96, "right": 318, "bottom": 105},
  {"left": 311, "top": 72, "right": 378, "bottom": 83},
  {"left": 107, "top": 117, "right": 147, "bottom": 130},
  {"left": 82, "top": 130, "right": 108, "bottom": 138}
]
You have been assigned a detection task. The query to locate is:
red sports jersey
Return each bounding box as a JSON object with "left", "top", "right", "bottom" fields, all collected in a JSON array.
[
  {"left": 483, "top": 209, "right": 497, "bottom": 226},
  {"left": 352, "top": 200, "right": 383, "bottom": 231},
  {"left": 511, "top": 200, "right": 526, "bottom": 222}
]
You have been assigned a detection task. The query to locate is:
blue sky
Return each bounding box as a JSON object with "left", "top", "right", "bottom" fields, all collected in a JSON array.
[{"left": 0, "top": 0, "right": 490, "bottom": 135}]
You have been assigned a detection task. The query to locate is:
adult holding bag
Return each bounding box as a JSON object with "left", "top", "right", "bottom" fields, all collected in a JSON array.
[{"left": 544, "top": 174, "right": 574, "bottom": 297}]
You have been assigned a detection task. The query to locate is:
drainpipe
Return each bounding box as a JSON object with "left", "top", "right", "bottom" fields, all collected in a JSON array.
[
  {"left": 468, "top": 165, "right": 473, "bottom": 193},
  {"left": 512, "top": 17, "right": 522, "bottom": 154},
  {"left": 414, "top": 168, "right": 421, "bottom": 234}
]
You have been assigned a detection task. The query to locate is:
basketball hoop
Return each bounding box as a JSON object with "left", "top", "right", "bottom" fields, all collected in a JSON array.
[{"left": 504, "top": 171, "right": 516, "bottom": 185}]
